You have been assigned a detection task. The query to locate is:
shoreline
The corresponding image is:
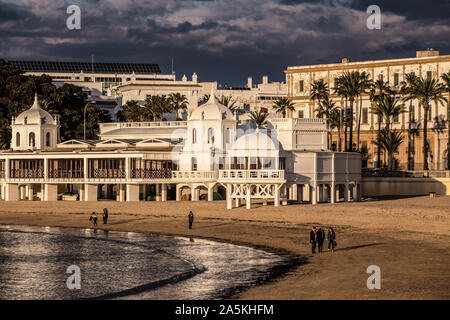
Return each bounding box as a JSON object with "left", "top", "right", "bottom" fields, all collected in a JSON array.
[{"left": 0, "top": 197, "right": 449, "bottom": 299}]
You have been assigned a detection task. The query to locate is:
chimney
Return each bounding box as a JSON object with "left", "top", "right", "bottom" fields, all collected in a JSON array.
[
  {"left": 341, "top": 58, "right": 349, "bottom": 63},
  {"left": 416, "top": 49, "right": 439, "bottom": 58},
  {"left": 247, "top": 77, "right": 253, "bottom": 88},
  {"left": 262, "top": 75, "right": 268, "bottom": 84}
]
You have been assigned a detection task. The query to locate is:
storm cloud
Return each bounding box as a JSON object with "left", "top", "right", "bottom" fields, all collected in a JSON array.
[{"left": 0, "top": 0, "right": 449, "bottom": 85}]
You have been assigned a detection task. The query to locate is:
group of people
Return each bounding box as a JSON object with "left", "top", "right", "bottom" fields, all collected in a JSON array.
[
  {"left": 310, "top": 226, "right": 336, "bottom": 253},
  {"left": 89, "top": 208, "right": 109, "bottom": 227}
]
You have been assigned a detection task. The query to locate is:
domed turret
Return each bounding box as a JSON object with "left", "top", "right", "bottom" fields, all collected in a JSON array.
[
  {"left": 11, "top": 93, "right": 59, "bottom": 151},
  {"left": 190, "top": 89, "right": 234, "bottom": 121}
]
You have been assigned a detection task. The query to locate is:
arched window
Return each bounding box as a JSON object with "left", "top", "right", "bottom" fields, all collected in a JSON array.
[
  {"left": 207, "top": 128, "right": 214, "bottom": 144},
  {"left": 29, "top": 132, "right": 35, "bottom": 148},
  {"left": 24, "top": 116, "right": 28, "bottom": 125},
  {"left": 46, "top": 132, "right": 51, "bottom": 147},
  {"left": 192, "top": 128, "right": 197, "bottom": 144},
  {"left": 16, "top": 132, "right": 20, "bottom": 147}
]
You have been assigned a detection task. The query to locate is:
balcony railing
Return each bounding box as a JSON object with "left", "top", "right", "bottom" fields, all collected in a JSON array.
[
  {"left": 219, "top": 169, "right": 285, "bottom": 181},
  {"left": 172, "top": 171, "right": 218, "bottom": 181},
  {"left": 89, "top": 169, "right": 126, "bottom": 179},
  {"left": 10, "top": 169, "right": 44, "bottom": 179},
  {"left": 48, "top": 169, "right": 84, "bottom": 179},
  {"left": 131, "top": 169, "right": 172, "bottom": 180}
]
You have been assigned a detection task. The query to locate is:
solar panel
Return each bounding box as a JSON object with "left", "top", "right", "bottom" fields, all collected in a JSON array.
[{"left": 8, "top": 60, "right": 161, "bottom": 74}]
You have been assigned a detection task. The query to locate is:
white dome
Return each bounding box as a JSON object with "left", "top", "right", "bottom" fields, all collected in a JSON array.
[
  {"left": 15, "top": 94, "right": 54, "bottom": 125},
  {"left": 190, "top": 90, "right": 233, "bottom": 121}
]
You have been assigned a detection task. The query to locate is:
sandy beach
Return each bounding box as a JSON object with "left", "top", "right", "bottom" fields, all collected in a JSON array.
[{"left": 0, "top": 196, "right": 449, "bottom": 300}]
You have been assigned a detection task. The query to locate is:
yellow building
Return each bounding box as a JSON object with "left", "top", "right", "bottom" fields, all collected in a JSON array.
[{"left": 285, "top": 49, "right": 450, "bottom": 170}]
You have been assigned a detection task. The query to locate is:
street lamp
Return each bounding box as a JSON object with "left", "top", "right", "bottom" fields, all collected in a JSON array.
[{"left": 84, "top": 101, "right": 96, "bottom": 140}]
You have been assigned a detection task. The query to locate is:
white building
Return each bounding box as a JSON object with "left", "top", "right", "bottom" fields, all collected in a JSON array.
[{"left": 0, "top": 92, "right": 361, "bottom": 209}]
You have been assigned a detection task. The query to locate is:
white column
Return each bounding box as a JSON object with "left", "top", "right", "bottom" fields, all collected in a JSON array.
[
  {"left": 274, "top": 185, "right": 280, "bottom": 207},
  {"left": 246, "top": 184, "right": 251, "bottom": 209},
  {"left": 291, "top": 184, "right": 298, "bottom": 201},
  {"left": 5, "top": 159, "right": 10, "bottom": 180},
  {"left": 352, "top": 183, "right": 358, "bottom": 202},
  {"left": 207, "top": 186, "right": 213, "bottom": 202},
  {"left": 43, "top": 158, "right": 48, "bottom": 180},
  {"left": 311, "top": 185, "right": 317, "bottom": 205},
  {"left": 40, "top": 183, "right": 45, "bottom": 201},
  {"left": 19, "top": 185, "right": 26, "bottom": 200},
  {"left": 5, "top": 184, "right": 19, "bottom": 201},
  {"left": 161, "top": 184, "right": 167, "bottom": 201},
  {"left": 44, "top": 184, "right": 58, "bottom": 201},
  {"left": 0, "top": 184, "right": 4, "bottom": 200},
  {"left": 336, "top": 185, "right": 340, "bottom": 202},
  {"left": 85, "top": 184, "right": 98, "bottom": 201},
  {"left": 126, "top": 184, "right": 139, "bottom": 201},
  {"left": 330, "top": 184, "right": 336, "bottom": 204},
  {"left": 156, "top": 183, "right": 161, "bottom": 201},
  {"left": 176, "top": 185, "right": 181, "bottom": 201},
  {"left": 235, "top": 198, "right": 240, "bottom": 207},
  {"left": 27, "top": 184, "right": 33, "bottom": 200},
  {"left": 119, "top": 184, "right": 125, "bottom": 202},
  {"left": 83, "top": 158, "right": 88, "bottom": 180},
  {"left": 226, "top": 184, "right": 232, "bottom": 209}
]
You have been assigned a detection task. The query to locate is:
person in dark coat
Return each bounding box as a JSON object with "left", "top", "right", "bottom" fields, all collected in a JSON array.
[
  {"left": 327, "top": 227, "right": 336, "bottom": 252},
  {"left": 188, "top": 211, "right": 194, "bottom": 229},
  {"left": 89, "top": 212, "right": 98, "bottom": 227},
  {"left": 309, "top": 226, "right": 317, "bottom": 254},
  {"left": 103, "top": 208, "right": 108, "bottom": 224},
  {"left": 316, "top": 227, "right": 325, "bottom": 253}
]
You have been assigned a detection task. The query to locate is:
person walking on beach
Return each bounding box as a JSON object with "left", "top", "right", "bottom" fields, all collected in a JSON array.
[
  {"left": 327, "top": 227, "right": 336, "bottom": 252},
  {"left": 103, "top": 208, "right": 108, "bottom": 225},
  {"left": 310, "top": 226, "right": 317, "bottom": 254},
  {"left": 188, "top": 211, "right": 194, "bottom": 229},
  {"left": 316, "top": 227, "right": 325, "bottom": 253},
  {"left": 89, "top": 212, "right": 98, "bottom": 227}
]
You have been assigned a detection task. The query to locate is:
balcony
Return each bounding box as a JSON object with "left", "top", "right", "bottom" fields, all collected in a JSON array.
[
  {"left": 9, "top": 169, "right": 45, "bottom": 181},
  {"left": 130, "top": 168, "right": 172, "bottom": 180},
  {"left": 172, "top": 171, "right": 218, "bottom": 182},
  {"left": 219, "top": 170, "right": 285, "bottom": 182}
]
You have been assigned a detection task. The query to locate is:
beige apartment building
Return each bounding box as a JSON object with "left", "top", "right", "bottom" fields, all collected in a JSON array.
[{"left": 285, "top": 49, "right": 450, "bottom": 170}]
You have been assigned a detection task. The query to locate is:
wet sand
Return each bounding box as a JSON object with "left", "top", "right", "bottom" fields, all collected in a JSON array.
[{"left": 0, "top": 196, "right": 449, "bottom": 299}]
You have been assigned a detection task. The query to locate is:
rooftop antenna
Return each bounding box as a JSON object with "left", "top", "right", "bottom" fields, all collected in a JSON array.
[
  {"left": 91, "top": 54, "right": 94, "bottom": 74},
  {"left": 171, "top": 57, "right": 174, "bottom": 77}
]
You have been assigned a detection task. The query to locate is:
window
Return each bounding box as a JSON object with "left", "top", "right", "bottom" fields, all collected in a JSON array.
[
  {"left": 410, "top": 105, "right": 415, "bottom": 122},
  {"left": 378, "top": 74, "right": 384, "bottom": 81},
  {"left": 299, "top": 80, "right": 304, "bottom": 92},
  {"left": 191, "top": 157, "right": 197, "bottom": 171},
  {"left": 192, "top": 128, "right": 197, "bottom": 144},
  {"left": 207, "top": 128, "right": 214, "bottom": 144},
  {"left": 46, "top": 132, "right": 51, "bottom": 147},
  {"left": 394, "top": 73, "right": 399, "bottom": 86},
  {"left": 393, "top": 113, "right": 399, "bottom": 123},
  {"left": 16, "top": 133, "right": 20, "bottom": 147},
  {"left": 29, "top": 132, "right": 35, "bottom": 148},
  {"left": 298, "top": 110, "right": 304, "bottom": 119},
  {"left": 225, "top": 128, "right": 230, "bottom": 144},
  {"left": 362, "top": 108, "right": 368, "bottom": 124},
  {"left": 427, "top": 71, "right": 432, "bottom": 80},
  {"left": 279, "top": 158, "right": 286, "bottom": 170},
  {"left": 24, "top": 116, "right": 28, "bottom": 125},
  {"left": 361, "top": 141, "right": 368, "bottom": 153}
]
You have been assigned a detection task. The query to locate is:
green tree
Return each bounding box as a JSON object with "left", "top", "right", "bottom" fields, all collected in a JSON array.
[
  {"left": 248, "top": 110, "right": 269, "bottom": 128},
  {"left": 356, "top": 72, "right": 372, "bottom": 152},
  {"left": 441, "top": 71, "right": 450, "bottom": 170},
  {"left": 315, "top": 96, "right": 338, "bottom": 148},
  {"left": 372, "top": 128, "right": 404, "bottom": 170},
  {"left": 169, "top": 92, "right": 188, "bottom": 120},
  {"left": 403, "top": 77, "right": 446, "bottom": 170},
  {"left": 121, "top": 100, "right": 150, "bottom": 122},
  {"left": 272, "top": 97, "right": 295, "bottom": 118},
  {"left": 310, "top": 79, "right": 329, "bottom": 118}
]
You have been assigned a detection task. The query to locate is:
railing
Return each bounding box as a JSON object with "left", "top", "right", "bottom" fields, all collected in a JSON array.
[
  {"left": 10, "top": 169, "right": 44, "bottom": 179},
  {"left": 219, "top": 169, "right": 285, "bottom": 181},
  {"left": 48, "top": 169, "right": 83, "bottom": 179},
  {"left": 362, "top": 169, "right": 450, "bottom": 178},
  {"left": 172, "top": 171, "right": 218, "bottom": 180},
  {"left": 0, "top": 171, "right": 4, "bottom": 179},
  {"left": 100, "top": 121, "right": 187, "bottom": 133},
  {"left": 88, "top": 169, "right": 126, "bottom": 179},
  {"left": 131, "top": 169, "right": 172, "bottom": 180}
]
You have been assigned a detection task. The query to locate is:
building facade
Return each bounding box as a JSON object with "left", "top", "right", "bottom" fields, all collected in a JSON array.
[
  {"left": 286, "top": 49, "right": 450, "bottom": 170},
  {"left": 0, "top": 93, "right": 361, "bottom": 209}
]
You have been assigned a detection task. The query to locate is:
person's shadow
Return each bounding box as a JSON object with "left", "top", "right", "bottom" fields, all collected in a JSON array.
[{"left": 336, "top": 243, "right": 382, "bottom": 251}]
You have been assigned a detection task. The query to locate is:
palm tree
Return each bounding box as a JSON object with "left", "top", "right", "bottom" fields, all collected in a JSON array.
[
  {"left": 372, "top": 128, "right": 404, "bottom": 170},
  {"left": 310, "top": 79, "right": 329, "bottom": 118},
  {"left": 121, "top": 100, "right": 150, "bottom": 122},
  {"left": 218, "top": 95, "right": 238, "bottom": 112},
  {"left": 404, "top": 77, "right": 447, "bottom": 170},
  {"left": 272, "top": 97, "right": 295, "bottom": 118},
  {"left": 316, "top": 96, "right": 338, "bottom": 148},
  {"left": 144, "top": 95, "right": 171, "bottom": 121},
  {"left": 248, "top": 110, "right": 269, "bottom": 128},
  {"left": 328, "top": 106, "right": 341, "bottom": 151},
  {"left": 400, "top": 72, "right": 419, "bottom": 170},
  {"left": 356, "top": 72, "right": 372, "bottom": 152},
  {"left": 334, "top": 71, "right": 361, "bottom": 151},
  {"left": 377, "top": 94, "right": 406, "bottom": 130},
  {"left": 369, "top": 79, "right": 392, "bottom": 167},
  {"left": 441, "top": 71, "right": 450, "bottom": 170},
  {"left": 169, "top": 92, "right": 188, "bottom": 120},
  {"left": 199, "top": 94, "right": 210, "bottom": 106}
]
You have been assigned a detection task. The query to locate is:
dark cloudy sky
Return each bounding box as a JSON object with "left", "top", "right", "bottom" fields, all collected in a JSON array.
[{"left": 1, "top": 0, "right": 449, "bottom": 86}]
